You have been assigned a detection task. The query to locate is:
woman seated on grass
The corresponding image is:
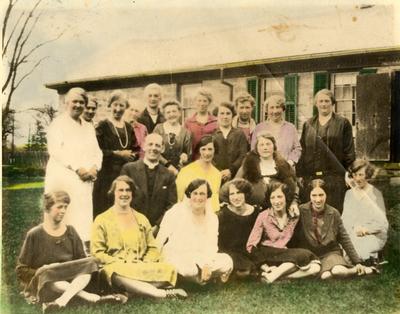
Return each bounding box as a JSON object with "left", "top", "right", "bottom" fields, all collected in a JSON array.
[
  {"left": 342, "top": 159, "right": 388, "bottom": 264},
  {"left": 157, "top": 179, "right": 233, "bottom": 285},
  {"left": 218, "top": 179, "right": 260, "bottom": 278},
  {"left": 16, "top": 191, "right": 124, "bottom": 313},
  {"left": 294, "top": 179, "right": 376, "bottom": 279},
  {"left": 246, "top": 181, "right": 320, "bottom": 283},
  {"left": 91, "top": 175, "right": 187, "bottom": 299}
]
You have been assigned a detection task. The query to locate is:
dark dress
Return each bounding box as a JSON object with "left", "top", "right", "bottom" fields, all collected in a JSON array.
[
  {"left": 93, "top": 119, "right": 138, "bottom": 217},
  {"left": 16, "top": 225, "right": 98, "bottom": 303},
  {"left": 218, "top": 204, "right": 259, "bottom": 273}
]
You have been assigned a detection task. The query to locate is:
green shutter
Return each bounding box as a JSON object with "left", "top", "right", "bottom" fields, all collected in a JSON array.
[
  {"left": 359, "top": 68, "right": 378, "bottom": 75},
  {"left": 313, "top": 72, "right": 330, "bottom": 116},
  {"left": 247, "top": 77, "right": 260, "bottom": 123},
  {"left": 284, "top": 74, "right": 298, "bottom": 126}
]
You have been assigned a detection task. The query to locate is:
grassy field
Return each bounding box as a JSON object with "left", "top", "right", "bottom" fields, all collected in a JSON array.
[{"left": 2, "top": 177, "right": 400, "bottom": 314}]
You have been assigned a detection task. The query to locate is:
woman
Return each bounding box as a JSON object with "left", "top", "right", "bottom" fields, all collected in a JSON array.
[
  {"left": 246, "top": 182, "right": 320, "bottom": 283},
  {"left": 342, "top": 159, "right": 388, "bottom": 262},
  {"left": 153, "top": 100, "right": 192, "bottom": 175},
  {"left": 218, "top": 179, "right": 260, "bottom": 278},
  {"left": 251, "top": 95, "right": 301, "bottom": 167},
  {"left": 93, "top": 91, "right": 138, "bottom": 217},
  {"left": 296, "top": 89, "right": 355, "bottom": 213},
  {"left": 16, "top": 191, "right": 124, "bottom": 313},
  {"left": 294, "top": 179, "right": 374, "bottom": 279},
  {"left": 236, "top": 132, "right": 298, "bottom": 211},
  {"left": 184, "top": 88, "right": 218, "bottom": 160},
  {"left": 91, "top": 176, "right": 187, "bottom": 299},
  {"left": 124, "top": 99, "right": 148, "bottom": 159},
  {"left": 213, "top": 102, "right": 248, "bottom": 182},
  {"left": 157, "top": 179, "right": 233, "bottom": 284},
  {"left": 45, "top": 87, "right": 102, "bottom": 243},
  {"left": 176, "top": 135, "right": 222, "bottom": 211}
]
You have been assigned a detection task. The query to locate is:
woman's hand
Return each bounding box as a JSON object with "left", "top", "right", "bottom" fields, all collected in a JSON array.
[
  {"left": 114, "top": 150, "right": 133, "bottom": 161},
  {"left": 167, "top": 165, "right": 179, "bottom": 176},
  {"left": 288, "top": 203, "right": 299, "bottom": 217},
  {"left": 221, "top": 169, "right": 232, "bottom": 181},
  {"left": 355, "top": 226, "right": 369, "bottom": 237},
  {"left": 76, "top": 168, "right": 92, "bottom": 182},
  {"left": 37, "top": 262, "right": 61, "bottom": 273},
  {"left": 179, "top": 153, "right": 188, "bottom": 165}
]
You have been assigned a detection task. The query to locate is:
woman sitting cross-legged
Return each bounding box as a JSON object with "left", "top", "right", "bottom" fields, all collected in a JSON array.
[
  {"left": 218, "top": 179, "right": 260, "bottom": 278},
  {"left": 91, "top": 175, "right": 187, "bottom": 299},
  {"left": 157, "top": 179, "right": 233, "bottom": 285},
  {"left": 16, "top": 191, "right": 125, "bottom": 313},
  {"left": 293, "top": 179, "right": 376, "bottom": 279},
  {"left": 246, "top": 181, "right": 321, "bottom": 283}
]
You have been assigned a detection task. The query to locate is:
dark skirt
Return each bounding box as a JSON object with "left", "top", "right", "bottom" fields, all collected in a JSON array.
[
  {"left": 250, "top": 246, "right": 318, "bottom": 268},
  {"left": 25, "top": 257, "right": 98, "bottom": 303},
  {"left": 224, "top": 250, "right": 256, "bottom": 273}
]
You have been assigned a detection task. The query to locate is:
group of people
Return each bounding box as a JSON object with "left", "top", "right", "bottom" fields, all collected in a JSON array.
[{"left": 16, "top": 83, "right": 389, "bottom": 312}]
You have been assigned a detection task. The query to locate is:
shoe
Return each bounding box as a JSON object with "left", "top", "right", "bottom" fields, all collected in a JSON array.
[
  {"left": 200, "top": 265, "right": 212, "bottom": 283},
  {"left": 165, "top": 288, "right": 188, "bottom": 299},
  {"left": 365, "top": 266, "right": 380, "bottom": 275},
  {"left": 260, "top": 264, "right": 270, "bottom": 273},
  {"left": 260, "top": 272, "right": 273, "bottom": 284},
  {"left": 97, "top": 294, "right": 128, "bottom": 304},
  {"left": 42, "top": 301, "right": 61, "bottom": 313},
  {"left": 220, "top": 269, "right": 232, "bottom": 283}
]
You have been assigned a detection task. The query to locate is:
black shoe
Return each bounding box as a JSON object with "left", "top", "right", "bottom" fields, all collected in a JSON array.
[{"left": 42, "top": 301, "right": 61, "bottom": 314}]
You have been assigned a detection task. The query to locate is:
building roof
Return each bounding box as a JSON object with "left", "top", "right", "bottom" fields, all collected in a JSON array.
[{"left": 46, "top": 4, "right": 399, "bottom": 89}]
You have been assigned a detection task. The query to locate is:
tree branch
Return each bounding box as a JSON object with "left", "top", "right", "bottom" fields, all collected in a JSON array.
[
  {"left": 2, "top": 9, "right": 24, "bottom": 57},
  {"left": 14, "top": 56, "right": 49, "bottom": 90}
]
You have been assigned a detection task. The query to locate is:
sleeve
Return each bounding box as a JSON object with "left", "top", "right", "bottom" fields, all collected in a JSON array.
[
  {"left": 166, "top": 173, "right": 177, "bottom": 212},
  {"left": 15, "top": 231, "right": 37, "bottom": 285},
  {"left": 96, "top": 122, "right": 113, "bottom": 158},
  {"left": 230, "top": 131, "right": 248, "bottom": 176},
  {"left": 69, "top": 226, "right": 86, "bottom": 259},
  {"left": 288, "top": 125, "right": 302, "bottom": 164},
  {"left": 366, "top": 190, "right": 389, "bottom": 235},
  {"left": 296, "top": 122, "right": 308, "bottom": 177},
  {"left": 235, "top": 166, "right": 244, "bottom": 179},
  {"left": 156, "top": 209, "right": 174, "bottom": 249},
  {"left": 183, "top": 129, "right": 193, "bottom": 162},
  {"left": 342, "top": 119, "right": 356, "bottom": 169},
  {"left": 209, "top": 215, "right": 219, "bottom": 255},
  {"left": 337, "top": 215, "right": 362, "bottom": 264},
  {"left": 175, "top": 169, "right": 186, "bottom": 202},
  {"left": 129, "top": 124, "right": 140, "bottom": 156},
  {"left": 152, "top": 125, "right": 168, "bottom": 165},
  {"left": 88, "top": 125, "right": 103, "bottom": 170},
  {"left": 46, "top": 119, "right": 75, "bottom": 169},
  {"left": 246, "top": 212, "right": 266, "bottom": 253},
  {"left": 90, "top": 219, "right": 120, "bottom": 265},
  {"left": 120, "top": 163, "right": 129, "bottom": 176},
  {"left": 250, "top": 124, "right": 260, "bottom": 150},
  {"left": 142, "top": 218, "right": 162, "bottom": 262},
  {"left": 341, "top": 191, "right": 355, "bottom": 235}
]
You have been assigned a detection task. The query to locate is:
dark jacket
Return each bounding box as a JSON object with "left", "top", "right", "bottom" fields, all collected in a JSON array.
[
  {"left": 296, "top": 113, "right": 355, "bottom": 177},
  {"left": 290, "top": 202, "right": 361, "bottom": 264},
  {"left": 137, "top": 108, "right": 165, "bottom": 134},
  {"left": 120, "top": 160, "right": 176, "bottom": 226},
  {"left": 212, "top": 127, "right": 249, "bottom": 177}
]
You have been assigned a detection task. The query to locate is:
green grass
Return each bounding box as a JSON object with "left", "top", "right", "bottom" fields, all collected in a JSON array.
[{"left": 2, "top": 179, "right": 400, "bottom": 314}]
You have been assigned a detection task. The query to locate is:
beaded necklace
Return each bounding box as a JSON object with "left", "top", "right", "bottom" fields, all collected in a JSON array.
[{"left": 112, "top": 121, "right": 128, "bottom": 149}]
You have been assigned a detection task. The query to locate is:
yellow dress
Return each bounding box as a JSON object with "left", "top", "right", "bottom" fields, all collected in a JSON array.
[{"left": 91, "top": 208, "right": 177, "bottom": 285}]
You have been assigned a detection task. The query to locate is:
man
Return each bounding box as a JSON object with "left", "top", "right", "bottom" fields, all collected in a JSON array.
[
  {"left": 232, "top": 92, "right": 256, "bottom": 145},
  {"left": 296, "top": 89, "right": 355, "bottom": 212},
  {"left": 120, "top": 133, "right": 176, "bottom": 229},
  {"left": 45, "top": 87, "right": 102, "bottom": 243},
  {"left": 137, "top": 83, "right": 165, "bottom": 133},
  {"left": 82, "top": 96, "right": 98, "bottom": 123}
]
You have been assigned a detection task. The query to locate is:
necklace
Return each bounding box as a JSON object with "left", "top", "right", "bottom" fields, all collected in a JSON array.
[{"left": 112, "top": 121, "right": 128, "bottom": 149}]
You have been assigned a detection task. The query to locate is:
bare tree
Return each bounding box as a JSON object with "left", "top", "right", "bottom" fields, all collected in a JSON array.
[
  {"left": 29, "top": 104, "right": 57, "bottom": 127},
  {"left": 2, "top": 0, "right": 64, "bottom": 146}
]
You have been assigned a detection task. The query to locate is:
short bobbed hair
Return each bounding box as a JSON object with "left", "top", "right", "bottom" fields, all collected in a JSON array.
[
  {"left": 220, "top": 178, "right": 253, "bottom": 204},
  {"left": 65, "top": 87, "right": 88, "bottom": 105},
  {"left": 234, "top": 92, "right": 255, "bottom": 107},
  {"left": 108, "top": 90, "right": 129, "bottom": 108},
  {"left": 309, "top": 178, "right": 327, "bottom": 193},
  {"left": 254, "top": 132, "right": 277, "bottom": 155},
  {"left": 265, "top": 181, "right": 294, "bottom": 210},
  {"left": 314, "top": 89, "right": 336, "bottom": 106},
  {"left": 349, "top": 159, "right": 375, "bottom": 179},
  {"left": 184, "top": 179, "right": 212, "bottom": 199},
  {"left": 194, "top": 88, "right": 213, "bottom": 104},
  {"left": 44, "top": 191, "right": 70, "bottom": 212},
  {"left": 195, "top": 135, "right": 218, "bottom": 155},
  {"left": 161, "top": 100, "right": 182, "bottom": 112},
  {"left": 107, "top": 175, "right": 136, "bottom": 200},
  {"left": 264, "top": 95, "right": 285, "bottom": 113},
  {"left": 214, "top": 102, "right": 236, "bottom": 116}
]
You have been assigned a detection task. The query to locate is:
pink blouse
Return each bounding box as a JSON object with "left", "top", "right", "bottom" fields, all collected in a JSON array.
[
  {"left": 246, "top": 209, "right": 299, "bottom": 253},
  {"left": 132, "top": 122, "right": 148, "bottom": 159}
]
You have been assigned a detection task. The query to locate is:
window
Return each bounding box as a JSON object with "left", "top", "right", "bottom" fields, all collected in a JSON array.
[
  {"left": 331, "top": 72, "right": 357, "bottom": 132},
  {"left": 180, "top": 83, "right": 202, "bottom": 121}
]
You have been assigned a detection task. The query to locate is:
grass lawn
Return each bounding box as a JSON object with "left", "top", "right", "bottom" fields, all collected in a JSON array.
[{"left": 2, "top": 178, "right": 400, "bottom": 314}]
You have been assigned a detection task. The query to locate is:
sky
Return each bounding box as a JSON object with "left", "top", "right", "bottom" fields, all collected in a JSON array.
[{"left": 2, "top": 0, "right": 398, "bottom": 145}]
